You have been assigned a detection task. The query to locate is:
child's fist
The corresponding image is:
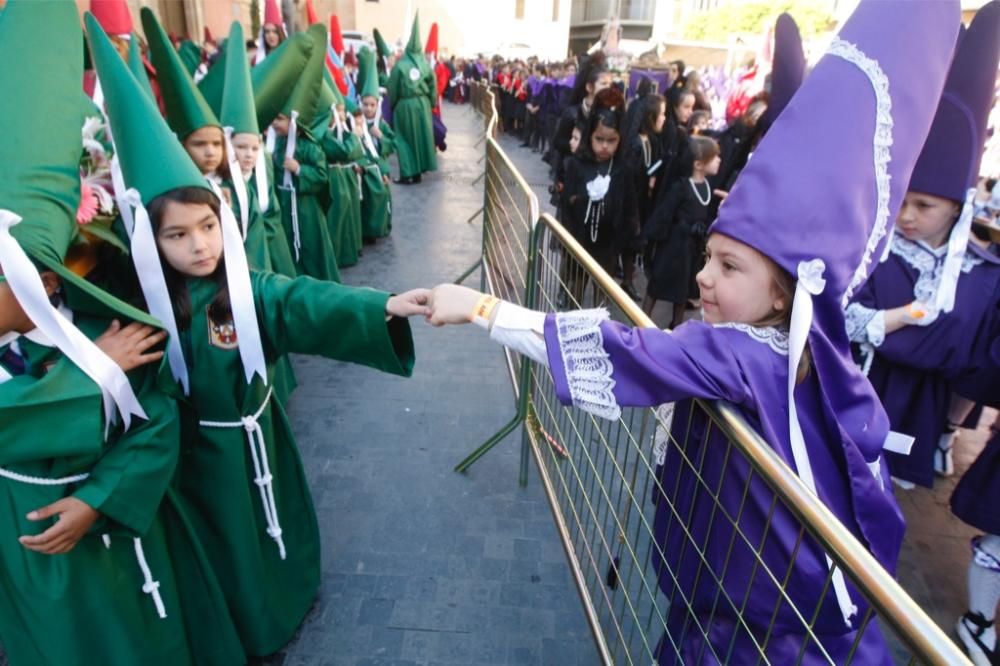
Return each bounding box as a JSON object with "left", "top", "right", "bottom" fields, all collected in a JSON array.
[{"left": 426, "top": 284, "right": 487, "bottom": 327}]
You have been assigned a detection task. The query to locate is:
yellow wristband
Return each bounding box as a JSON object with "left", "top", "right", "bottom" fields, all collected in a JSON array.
[
  {"left": 471, "top": 294, "right": 500, "bottom": 328},
  {"left": 907, "top": 302, "right": 926, "bottom": 320}
]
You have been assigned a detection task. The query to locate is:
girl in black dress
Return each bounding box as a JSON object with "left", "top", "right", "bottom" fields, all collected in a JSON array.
[
  {"left": 642, "top": 135, "right": 720, "bottom": 327},
  {"left": 561, "top": 87, "right": 639, "bottom": 278}
]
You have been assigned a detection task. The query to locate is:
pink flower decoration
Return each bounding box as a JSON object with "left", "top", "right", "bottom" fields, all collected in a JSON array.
[{"left": 77, "top": 177, "right": 99, "bottom": 225}]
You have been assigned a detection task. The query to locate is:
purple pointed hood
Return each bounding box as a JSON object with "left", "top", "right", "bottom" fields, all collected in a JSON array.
[
  {"left": 709, "top": 0, "right": 959, "bottom": 621},
  {"left": 908, "top": 0, "right": 1000, "bottom": 202},
  {"left": 758, "top": 13, "right": 806, "bottom": 134}
]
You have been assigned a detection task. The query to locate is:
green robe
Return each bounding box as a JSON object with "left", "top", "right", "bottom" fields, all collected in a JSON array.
[
  {"left": 387, "top": 52, "right": 438, "bottom": 178},
  {"left": 273, "top": 134, "right": 340, "bottom": 283},
  {"left": 320, "top": 130, "right": 364, "bottom": 268},
  {"left": 0, "top": 316, "right": 243, "bottom": 666},
  {"left": 358, "top": 119, "right": 395, "bottom": 239},
  {"left": 173, "top": 272, "right": 414, "bottom": 656},
  {"left": 250, "top": 157, "right": 298, "bottom": 280}
]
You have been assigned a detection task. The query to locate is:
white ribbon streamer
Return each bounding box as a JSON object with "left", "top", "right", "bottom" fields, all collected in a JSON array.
[
  {"left": 265, "top": 126, "right": 277, "bottom": 155},
  {"left": 223, "top": 127, "right": 251, "bottom": 241},
  {"left": 281, "top": 111, "right": 301, "bottom": 261},
  {"left": 0, "top": 211, "right": 146, "bottom": 430},
  {"left": 205, "top": 179, "right": 268, "bottom": 387},
  {"left": 787, "top": 259, "right": 858, "bottom": 628},
  {"left": 934, "top": 188, "right": 977, "bottom": 314},
  {"left": 123, "top": 190, "right": 190, "bottom": 395},
  {"left": 254, "top": 147, "right": 270, "bottom": 213}
]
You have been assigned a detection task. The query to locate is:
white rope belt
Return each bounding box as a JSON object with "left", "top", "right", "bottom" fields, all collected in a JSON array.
[
  {"left": 0, "top": 467, "right": 166, "bottom": 618},
  {"left": 198, "top": 388, "right": 285, "bottom": 560}
]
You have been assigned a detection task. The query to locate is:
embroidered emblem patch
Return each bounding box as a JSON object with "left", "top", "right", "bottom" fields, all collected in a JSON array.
[
  {"left": 408, "top": 68, "right": 420, "bottom": 82},
  {"left": 207, "top": 308, "right": 239, "bottom": 350}
]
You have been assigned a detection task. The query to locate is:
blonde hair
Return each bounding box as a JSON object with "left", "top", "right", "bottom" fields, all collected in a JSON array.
[{"left": 753, "top": 256, "right": 812, "bottom": 384}]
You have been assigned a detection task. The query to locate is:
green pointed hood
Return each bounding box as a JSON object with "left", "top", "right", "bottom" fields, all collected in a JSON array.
[
  {"left": 373, "top": 28, "right": 391, "bottom": 60},
  {"left": 251, "top": 32, "right": 314, "bottom": 130},
  {"left": 357, "top": 46, "right": 380, "bottom": 99},
  {"left": 0, "top": 1, "right": 159, "bottom": 327},
  {"left": 88, "top": 13, "right": 211, "bottom": 205},
  {"left": 282, "top": 23, "right": 327, "bottom": 129},
  {"left": 141, "top": 8, "right": 220, "bottom": 140},
  {"left": 197, "top": 49, "right": 227, "bottom": 116},
  {"left": 177, "top": 39, "right": 202, "bottom": 76},
  {"left": 220, "top": 21, "right": 258, "bottom": 135},
  {"left": 406, "top": 12, "right": 422, "bottom": 54},
  {"left": 126, "top": 33, "right": 155, "bottom": 100},
  {"left": 311, "top": 79, "right": 337, "bottom": 137}
]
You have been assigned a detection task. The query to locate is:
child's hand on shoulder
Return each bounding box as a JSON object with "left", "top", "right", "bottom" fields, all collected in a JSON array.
[
  {"left": 426, "top": 284, "right": 487, "bottom": 327},
  {"left": 95, "top": 320, "right": 166, "bottom": 372}
]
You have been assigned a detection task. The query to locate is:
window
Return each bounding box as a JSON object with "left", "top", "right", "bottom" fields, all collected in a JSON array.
[{"left": 515, "top": 0, "right": 525, "bottom": 19}]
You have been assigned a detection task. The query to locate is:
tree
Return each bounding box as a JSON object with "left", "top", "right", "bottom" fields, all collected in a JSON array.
[{"left": 683, "top": 1, "right": 834, "bottom": 43}]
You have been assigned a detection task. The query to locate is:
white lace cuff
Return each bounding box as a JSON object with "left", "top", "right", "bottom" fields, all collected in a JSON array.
[
  {"left": 554, "top": 309, "right": 620, "bottom": 420},
  {"left": 844, "top": 303, "right": 886, "bottom": 347},
  {"left": 488, "top": 302, "right": 549, "bottom": 366}
]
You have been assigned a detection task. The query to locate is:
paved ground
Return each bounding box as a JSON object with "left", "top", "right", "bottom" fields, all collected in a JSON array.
[{"left": 275, "top": 104, "right": 595, "bottom": 665}]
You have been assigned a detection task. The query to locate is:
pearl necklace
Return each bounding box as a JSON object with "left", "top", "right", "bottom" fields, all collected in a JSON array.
[{"left": 689, "top": 178, "right": 710, "bottom": 206}]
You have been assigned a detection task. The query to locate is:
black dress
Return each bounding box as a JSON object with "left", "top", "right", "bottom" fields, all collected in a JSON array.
[
  {"left": 643, "top": 177, "right": 711, "bottom": 302},
  {"left": 561, "top": 155, "right": 639, "bottom": 271}
]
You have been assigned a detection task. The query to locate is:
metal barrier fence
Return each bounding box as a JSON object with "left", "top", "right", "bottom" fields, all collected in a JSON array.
[{"left": 458, "top": 94, "right": 971, "bottom": 665}]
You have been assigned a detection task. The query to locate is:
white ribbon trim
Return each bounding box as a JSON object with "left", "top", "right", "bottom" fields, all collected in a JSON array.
[
  {"left": 223, "top": 127, "right": 251, "bottom": 241},
  {"left": 265, "top": 126, "right": 277, "bottom": 155},
  {"left": 123, "top": 190, "right": 190, "bottom": 395},
  {"left": 0, "top": 211, "right": 146, "bottom": 430},
  {"left": 934, "top": 188, "right": 977, "bottom": 314},
  {"left": 200, "top": 388, "right": 285, "bottom": 559},
  {"left": 205, "top": 179, "right": 268, "bottom": 387},
  {"left": 281, "top": 111, "right": 301, "bottom": 262}
]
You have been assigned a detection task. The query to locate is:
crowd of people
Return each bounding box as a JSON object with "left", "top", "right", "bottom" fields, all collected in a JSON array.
[
  {"left": 436, "top": 4, "right": 1000, "bottom": 665},
  {"left": 2, "top": 0, "right": 1000, "bottom": 665}
]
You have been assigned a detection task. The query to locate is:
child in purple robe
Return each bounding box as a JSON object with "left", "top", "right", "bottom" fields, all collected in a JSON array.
[
  {"left": 426, "top": 1, "right": 959, "bottom": 662},
  {"left": 845, "top": 1, "right": 1000, "bottom": 489}
]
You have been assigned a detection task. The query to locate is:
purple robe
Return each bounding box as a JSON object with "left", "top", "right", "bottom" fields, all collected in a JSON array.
[
  {"left": 543, "top": 313, "right": 902, "bottom": 665},
  {"left": 846, "top": 236, "right": 1000, "bottom": 486}
]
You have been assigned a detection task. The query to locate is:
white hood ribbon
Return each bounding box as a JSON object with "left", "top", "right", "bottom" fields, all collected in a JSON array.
[
  {"left": 787, "top": 258, "right": 858, "bottom": 628},
  {"left": 254, "top": 28, "right": 266, "bottom": 65},
  {"left": 934, "top": 187, "right": 977, "bottom": 314},
  {"left": 122, "top": 189, "right": 189, "bottom": 395},
  {"left": 265, "top": 126, "right": 277, "bottom": 155},
  {"left": 281, "top": 111, "right": 301, "bottom": 261},
  {"left": 223, "top": 127, "right": 251, "bottom": 240},
  {"left": 102, "top": 120, "right": 135, "bottom": 240},
  {"left": 359, "top": 113, "right": 379, "bottom": 160},
  {"left": 254, "top": 146, "right": 270, "bottom": 213},
  {"left": 332, "top": 104, "right": 344, "bottom": 142},
  {"left": 0, "top": 210, "right": 147, "bottom": 429},
  {"left": 205, "top": 179, "right": 268, "bottom": 387}
]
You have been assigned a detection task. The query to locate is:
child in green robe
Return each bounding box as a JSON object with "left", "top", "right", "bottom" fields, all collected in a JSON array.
[
  {"left": 91, "top": 15, "right": 431, "bottom": 656},
  {"left": 321, "top": 102, "right": 365, "bottom": 268}
]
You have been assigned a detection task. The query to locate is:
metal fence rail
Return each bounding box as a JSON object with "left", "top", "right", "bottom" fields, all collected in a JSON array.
[{"left": 461, "top": 90, "right": 969, "bottom": 665}]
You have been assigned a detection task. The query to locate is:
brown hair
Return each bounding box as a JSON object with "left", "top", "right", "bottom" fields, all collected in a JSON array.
[
  {"left": 689, "top": 135, "right": 719, "bottom": 164},
  {"left": 754, "top": 258, "right": 812, "bottom": 384}
]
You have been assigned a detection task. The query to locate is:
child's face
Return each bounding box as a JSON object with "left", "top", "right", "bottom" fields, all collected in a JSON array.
[
  {"left": 362, "top": 97, "right": 379, "bottom": 120},
  {"left": 674, "top": 94, "right": 695, "bottom": 125},
  {"left": 590, "top": 123, "right": 619, "bottom": 162},
  {"left": 0, "top": 271, "right": 59, "bottom": 336},
  {"left": 569, "top": 127, "right": 581, "bottom": 154},
  {"left": 693, "top": 116, "right": 709, "bottom": 133},
  {"left": 654, "top": 102, "right": 666, "bottom": 133},
  {"left": 895, "top": 191, "right": 960, "bottom": 248},
  {"left": 155, "top": 200, "right": 224, "bottom": 278},
  {"left": 183, "top": 126, "right": 225, "bottom": 175},
  {"left": 263, "top": 23, "right": 281, "bottom": 48},
  {"left": 587, "top": 72, "right": 613, "bottom": 100},
  {"left": 272, "top": 114, "right": 290, "bottom": 136},
  {"left": 696, "top": 233, "right": 785, "bottom": 326},
  {"left": 231, "top": 133, "right": 260, "bottom": 176},
  {"left": 694, "top": 154, "right": 721, "bottom": 177}
]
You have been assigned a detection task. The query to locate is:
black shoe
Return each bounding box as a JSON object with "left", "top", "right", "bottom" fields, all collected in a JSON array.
[
  {"left": 363, "top": 236, "right": 376, "bottom": 245},
  {"left": 956, "top": 612, "right": 999, "bottom": 666},
  {"left": 393, "top": 176, "right": 418, "bottom": 185}
]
